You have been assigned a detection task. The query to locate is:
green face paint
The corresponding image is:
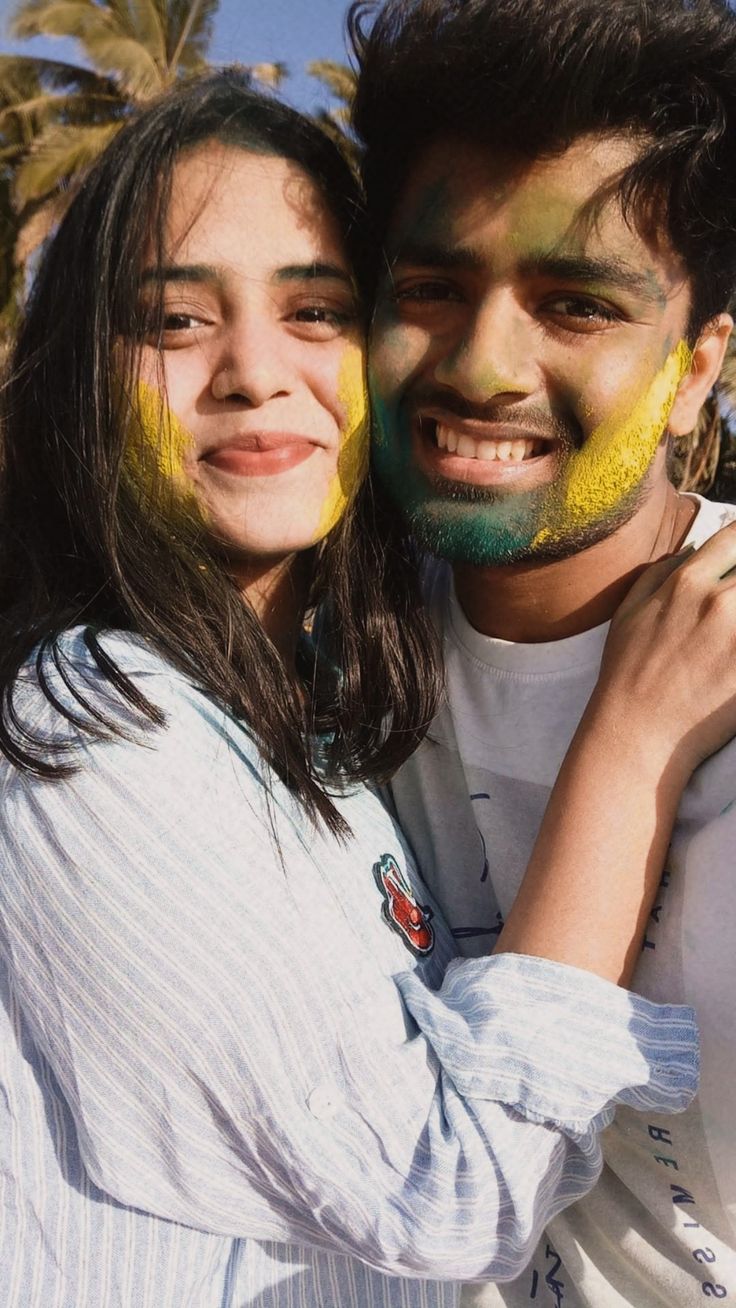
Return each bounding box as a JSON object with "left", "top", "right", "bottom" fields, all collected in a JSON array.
[
  {"left": 370, "top": 135, "right": 697, "bottom": 567},
  {"left": 371, "top": 342, "right": 691, "bottom": 565}
]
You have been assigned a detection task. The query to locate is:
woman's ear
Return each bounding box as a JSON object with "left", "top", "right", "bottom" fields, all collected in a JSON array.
[{"left": 669, "top": 314, "right": 733, "bottom": 437}]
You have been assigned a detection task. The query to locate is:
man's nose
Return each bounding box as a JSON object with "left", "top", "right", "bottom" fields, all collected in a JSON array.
[
  {"left": 434, "top": 292, "right": 538, "bottom": 403},
  {"left": 210, "top": 315, "right": 292, "bottom": 406}
]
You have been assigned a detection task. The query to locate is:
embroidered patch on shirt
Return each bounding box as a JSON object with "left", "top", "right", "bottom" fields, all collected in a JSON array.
[{"left": 373, "top": 853, "right": 435, "bottom": 956}]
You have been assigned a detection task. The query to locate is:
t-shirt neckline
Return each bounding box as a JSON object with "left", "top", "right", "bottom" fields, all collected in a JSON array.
[{"left": 447, "top": 493, "right": 721, "bottom": 676}]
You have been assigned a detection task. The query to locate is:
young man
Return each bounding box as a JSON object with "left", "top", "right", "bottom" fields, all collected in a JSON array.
[{"left": 351, "top": 0, "right": 736, "bottom": 1303}]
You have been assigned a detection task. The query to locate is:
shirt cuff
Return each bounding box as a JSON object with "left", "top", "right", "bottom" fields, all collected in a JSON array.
[{"left": 397, "top": 952, "right": 699, "bottom": 1136}]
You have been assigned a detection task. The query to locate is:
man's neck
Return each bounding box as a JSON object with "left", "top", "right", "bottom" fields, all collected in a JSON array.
[{"left": 453, "top": 485, "right": 697, "bottom": 643}]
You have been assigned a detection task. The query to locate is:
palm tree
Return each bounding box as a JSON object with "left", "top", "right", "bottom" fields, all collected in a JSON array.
[
  {"left": 307, "top": 59, "right": 358, "bottom": 171},
  {"left": 0, "top": 0, "right": 285, "bottom": 347},
  {"left": 679, "top": 341, "right": 736, "bottom": 501},
  {"left": 0, "top": 55, "right": 41, "bottom": 351}
]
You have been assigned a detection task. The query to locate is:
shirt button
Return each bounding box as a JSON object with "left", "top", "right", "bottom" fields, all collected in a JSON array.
[{"left": 307, "top": 1083, "right": 340, "bottom": 1121}]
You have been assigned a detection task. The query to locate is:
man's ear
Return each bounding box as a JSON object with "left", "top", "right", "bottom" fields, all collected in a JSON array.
[{"left": 669, "top": 314, "right": 733, "bottom": 437}]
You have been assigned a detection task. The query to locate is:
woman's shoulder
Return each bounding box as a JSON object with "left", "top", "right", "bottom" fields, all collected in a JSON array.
[
  {"left": 37, "top": 625, "right": 179, "bottom": 681},
  {"left": 5, "top": 626, "right": 258, "bottom": 777},
  {"left": 11, "top": 626, "right": 185, "bottom": 732}
]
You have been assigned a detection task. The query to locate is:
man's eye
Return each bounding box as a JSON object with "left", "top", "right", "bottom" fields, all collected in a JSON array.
[
  {"left": 394, "top": 281, "right": 462, "bottom": 303},
  {"left": 544, "top": 296, "right": 621, "bottom": 325}
]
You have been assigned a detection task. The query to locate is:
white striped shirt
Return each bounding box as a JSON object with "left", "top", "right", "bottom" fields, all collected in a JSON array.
[{"left": 0, "top": 629, "right": 698, "bottom": 1306}]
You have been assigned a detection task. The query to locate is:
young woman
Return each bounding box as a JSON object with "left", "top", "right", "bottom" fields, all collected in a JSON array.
[{"left": 0, "top": 72, "right": 734, "bottom": 1308}]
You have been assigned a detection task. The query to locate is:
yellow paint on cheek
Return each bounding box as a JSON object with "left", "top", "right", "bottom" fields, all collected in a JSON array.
[
  {"left": 533, "top": 339, "right": 692, "bottom": 546},
  {"left": 315, "top": 344, "right": 369, "bottom": 538},
  {"left": 124, "top": 380, "right": 195, "bottom": 491}
]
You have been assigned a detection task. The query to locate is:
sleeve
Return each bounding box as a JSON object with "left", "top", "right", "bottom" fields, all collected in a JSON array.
[{"left": 0, "top": 658, "right": 698, "bottom": 1284}]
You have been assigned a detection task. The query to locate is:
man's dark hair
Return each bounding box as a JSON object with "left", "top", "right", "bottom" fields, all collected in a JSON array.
[
  {"left": 0, "top": 70, "right": 440, "bottom": 835},
  {"left": 349, "top": 0, "right": 736, "bottom": 333}
]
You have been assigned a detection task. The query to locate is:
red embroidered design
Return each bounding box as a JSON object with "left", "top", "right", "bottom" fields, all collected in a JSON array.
[{"left": 374, "top": 853, "right": 435, "bottom": 956}]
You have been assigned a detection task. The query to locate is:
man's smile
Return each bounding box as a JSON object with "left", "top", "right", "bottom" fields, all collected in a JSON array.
[{"left": 414, "top": 412, "right": 561, "bottom": 488}]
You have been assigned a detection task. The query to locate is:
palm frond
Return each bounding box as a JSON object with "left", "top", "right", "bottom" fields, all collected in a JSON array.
[
  {"left": 14, "top": 187, "right": 72, "bottom": 261},
  {"left": 0, "top": 90, "right": 121, "bottom": 132},
  {"left": 11, "top": 1, "right": 165, "bottom": 98},
  {"left": 307, "top": 60, "right": 356, "bottom": 106},
  {"left": 717, "top": 340, "right": 736, "bottom": 412},
  {"left": 0, "top": 53, "right": 118, "bottom": 97},
  {"left": 163, "top": 0, "right": 215, "bottom": 72},
  {"left": 0, "top": 55, "right": 41, "bottom": 104},
  {"left": 671, "top": 398, "right": 721, "bottom": 494},
  {"left": 248, "top": 62, "right": 286, "bottom": 88},
  {"left": 13, "top": 119, "right": 121, "bottom": 204},
  {"left": 106, "top": 0, "right": 166, "bottom": 64},
  {"left": 311, "top": 108, "right": 360, "bottom": 173},
  {"left": 165, "top": 0, "right": 219, "bottom": 71},
  {"left": 74, "top": 32, "right": 164, "bottom": 98},
  {"left": 11, "top": 0, "right": 117, "bottom": 44}
]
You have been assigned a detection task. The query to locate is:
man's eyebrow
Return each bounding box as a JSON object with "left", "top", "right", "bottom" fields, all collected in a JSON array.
[
  {"left": 519, "top": 252, "right": 667, "bottom": 302},
  {"left": 387, "top": 240, "right": 486, "bottom": 273},
  {"left": 272, "top": 262, "right": 353, "bottom": 286},
  {"left": 386, "top": 242, "right": 666, "bottom": 302},
  {"left": 141, "top": 264, "right": 219, "bottom": 284}
]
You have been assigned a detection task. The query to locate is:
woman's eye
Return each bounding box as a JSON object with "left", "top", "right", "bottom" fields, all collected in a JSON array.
[
  {"left": 290, "top": 303, "right": 357, "bottom": 338},
  {"left": 161, "top": 312, "right": 203, "bottom": 331},
  {"left": 295, "top": 306, "right": 340, "bottom": 324},
  {"left": 293, "top": 305, "right": 354, "bottom": 326}
]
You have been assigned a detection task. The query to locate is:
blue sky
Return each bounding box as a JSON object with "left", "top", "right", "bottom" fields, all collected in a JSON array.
[{"left": 0, "top": 0, "right": 352, "bottom": 112}]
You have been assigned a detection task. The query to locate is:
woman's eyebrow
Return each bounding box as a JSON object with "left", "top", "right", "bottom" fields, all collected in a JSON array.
[
  {"left": 140, "top": 262, "right": 353, "bottom": 288},
  {"left": 141, "top": 264, "right": 220, "bottom": 284},
  {"left": 273, "top": 262, "right": 353, "bottom": 285}
]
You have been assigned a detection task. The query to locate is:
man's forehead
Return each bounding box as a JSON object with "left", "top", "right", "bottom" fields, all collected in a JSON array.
[
  {"left": 387, "top": 132, "right": 650, "bottom": 256},
  {"left": 385, "top": 133, "right": 688, "bottom": 302}
]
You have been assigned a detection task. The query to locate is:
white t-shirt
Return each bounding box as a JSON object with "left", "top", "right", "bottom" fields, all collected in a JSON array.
[{"left": 389, "top": 494, "right": 736, "bottom": 1307}]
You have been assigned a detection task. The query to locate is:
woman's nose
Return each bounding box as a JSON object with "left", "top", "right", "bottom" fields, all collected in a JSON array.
[{"left": 209, "top": 315, "right": 294, "bottom": 406}]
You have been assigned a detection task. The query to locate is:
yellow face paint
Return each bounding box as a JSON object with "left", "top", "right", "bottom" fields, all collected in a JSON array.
[
  {"left": 315, "top": 344, "right": 369, "bottom": 539},
  {"left": 122, "top": 380, "right": 203, "bottom": 533},
  {"left": 533, "top": 339, "right": 692, "bottom": 547},
  {"left": 124, "top": 380, "right": 195, "bottom": 489}
]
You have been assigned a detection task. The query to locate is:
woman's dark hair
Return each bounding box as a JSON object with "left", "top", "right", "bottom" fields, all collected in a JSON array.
[
  {"left": 0, "top": 69, "right": 441, "bottom": 835},
  {"left": 349, "top": 0, "right": 736, "bottom": 334}
]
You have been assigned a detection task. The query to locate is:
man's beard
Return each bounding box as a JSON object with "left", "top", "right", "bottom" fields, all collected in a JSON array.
[{"left": 401, "top": 471, "right": 649, "bottom": 567}]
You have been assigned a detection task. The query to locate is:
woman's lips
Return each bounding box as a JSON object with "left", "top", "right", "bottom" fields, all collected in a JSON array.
[{"left": 202, "top": 434, "right": 318, "bottom": 477}]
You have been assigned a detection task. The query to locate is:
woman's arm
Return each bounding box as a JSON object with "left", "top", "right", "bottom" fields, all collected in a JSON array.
[
  {"left": 496, "top": 523, "right": 736, "bottom": 982},
  {"left": 0, "top": 632, "right": 697, "bottom": 1284}
]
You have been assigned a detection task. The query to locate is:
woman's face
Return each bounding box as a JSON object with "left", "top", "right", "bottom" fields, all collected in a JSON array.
[{"left": 132, "top": 141, "right": 368, "bottom": 560}]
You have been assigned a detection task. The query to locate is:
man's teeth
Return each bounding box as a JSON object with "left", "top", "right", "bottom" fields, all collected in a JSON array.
[{"left": 434, "top": 423, "right": 543, "bottom": 461}]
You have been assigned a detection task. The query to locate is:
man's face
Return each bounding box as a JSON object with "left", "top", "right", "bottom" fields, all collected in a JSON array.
[{"left": 369, "top": 134, "right": 695, "bottom": 565}]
